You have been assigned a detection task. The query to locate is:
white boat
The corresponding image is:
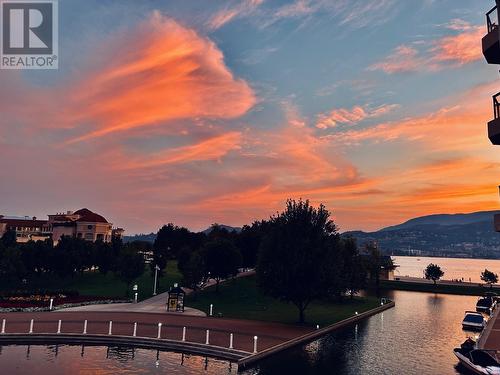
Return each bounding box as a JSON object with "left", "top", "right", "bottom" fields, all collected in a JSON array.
[
  {"left": 462, "top": 311, "right": 487, "bottom": 331},
  {"left": 454, "top": 347, "right": 500, "bottom": 374}
]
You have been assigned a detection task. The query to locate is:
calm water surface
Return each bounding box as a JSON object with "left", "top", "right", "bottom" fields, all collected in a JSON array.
[
  {"left": 394, "top": 255, "right": 500, "bottom": 282},
  {"left": 0, "top": 290, "right": 484, "bottom": 374}
]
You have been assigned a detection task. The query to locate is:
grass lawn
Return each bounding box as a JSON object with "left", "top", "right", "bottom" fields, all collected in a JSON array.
[
  {"left": 0, "top": 261, "right": 182, "bottom": 301},
  {"left": 186, "top": 276, "right": 381, "bottom": 327}
]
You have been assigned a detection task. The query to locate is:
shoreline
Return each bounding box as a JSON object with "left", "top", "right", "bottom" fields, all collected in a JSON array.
[{"left": 380, "top": 278, "right": 500, "bottom": 296}]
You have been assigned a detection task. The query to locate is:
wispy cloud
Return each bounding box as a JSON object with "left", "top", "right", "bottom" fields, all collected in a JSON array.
[
  {"left": 207, "top": 0, "right": 264, "bottom": 30},
  {"left": 316, "top": 104, "right": 399, "bottom": 129},
  {"left": 369, "top": 21, "right": 483, "bottom": 73}
]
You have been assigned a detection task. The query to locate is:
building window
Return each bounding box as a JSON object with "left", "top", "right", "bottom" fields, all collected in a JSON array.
[
  {"left": 77, "top": 233, "right": 82, "bottom": 238},
  {"left": 87, "top": 225, "right": 93, "bottom": 230},
  {"left": 96, "top": 234, "right": 104, "bottom": 241},
  {"left": 84, "top": 233, "right": 94, "bottom": 241}
]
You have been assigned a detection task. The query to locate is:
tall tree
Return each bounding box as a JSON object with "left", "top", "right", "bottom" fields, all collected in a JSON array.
[
  {"left": 257, "top": 199, "right": 341, "bottom": 324},
  {"left": 201, "top": 238, "right": 241, "bottom": 293},
  {"left": 424, "top": 263, "right": 444, "bottom": 285},
  {"left": 341, "top": 237, "right": 366, "bottom": 299},
  {"left": 481, "top": 269, "right": 499, "bottom": 289},
  {"left": 236, "top": 222, "right": 266, "bottom": 268},
  {"left": 116, "top": 245, "right": 145, "bottom": 296}
]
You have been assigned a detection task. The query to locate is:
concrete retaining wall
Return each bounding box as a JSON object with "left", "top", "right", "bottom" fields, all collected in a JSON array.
[{"left": 238, "top": 301, "right": 395, "bottom": 369}]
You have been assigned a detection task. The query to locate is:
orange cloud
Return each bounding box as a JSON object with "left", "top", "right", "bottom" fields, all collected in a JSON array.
[
  {"left": 123, "top": 132, "right": 242, "bottom": 169},
  {"left": 431, "top": 25, "right": 483, "bottom": 64},
  {"left": 369, "top": 23, "right": 484, "bottom": 73},
  {"left": 64, "top": 13, "right": 255, "bottom": 143}
]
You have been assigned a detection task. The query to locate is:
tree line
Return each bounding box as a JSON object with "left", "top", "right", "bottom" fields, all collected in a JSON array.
[
  {"left": 153, "top": 199, "right": 390, "bottom": 323},
  {"left": 0, "top": 233, "right": 144, "bottom": 295}
]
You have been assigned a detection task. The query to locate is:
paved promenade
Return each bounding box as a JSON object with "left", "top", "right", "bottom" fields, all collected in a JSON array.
[
  {"left": 0, "top": 311, "right": 311, "bottom": 354},
  {"left": 58, "top": 291, "right": 206, "bottom": 316}
]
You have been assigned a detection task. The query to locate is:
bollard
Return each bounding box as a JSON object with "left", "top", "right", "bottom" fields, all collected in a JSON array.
[
  {"left": 83, "top": 320, "right": 87, "bottom": 334},
  {"left": 134, "top": 292, "right": 138, "bottom": 304},
  {"left": 316, "top": 324, "right": 320, "bottom": 330},
  {"left": 57, "top": 320, "right": 61, "bottom": 334},
  {"left": 29, "top": 319, "right": 34, "bottom": 334},
  {"left": 182, "top": 327, "right": 186, "bottom": 342},
  {"left": 49, "top": 298, "right": 54, "bottom": 311},
  {"left": 229, "top": 333, "right": 233, "bottom": 349},
  {"left": 355, "top": 311, "right": 358, "bottom": 315},
  {"left": 133, "top": 322, "right": 137, "bottom": 337},
  {"left": 209, "top": 304, "right": 213, "bottom": 317},
  {"left": 253, "top": 336, "right": 258, "bottom": 354},
  {"left": 157, "top": 323, "right": 162, "bottom": 339},
  {"left": 205, "top": 330, "right": 210, "bottom": 345},
  {"left": 108, "top": 321, "right": 113, "bottom": 335},
  {"left": 1, "top": 319, "right": 5, "bottom": 334}
]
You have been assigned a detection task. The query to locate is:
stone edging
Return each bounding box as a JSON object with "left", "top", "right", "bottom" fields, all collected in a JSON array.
[{"left": 237, "top": 301, "right": 395, "bottom": 369}]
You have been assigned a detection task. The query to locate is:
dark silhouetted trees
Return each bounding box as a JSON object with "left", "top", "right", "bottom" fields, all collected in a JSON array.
[
  {"left": 481, "top": 269, "right": 498, "bottom": 288},
  {"left": 424, "top": 263, "right": 444, "bottom": 285}
]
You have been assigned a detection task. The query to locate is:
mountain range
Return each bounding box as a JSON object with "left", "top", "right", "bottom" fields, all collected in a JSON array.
[{"left": 345, "top": 210, "right": 500, "bottom": 259}]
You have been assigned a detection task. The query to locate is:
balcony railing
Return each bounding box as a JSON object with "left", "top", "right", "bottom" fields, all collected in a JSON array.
[
  {"left": 494, "top": 92, "right": 500, "bottom": 119},
  {"left": 487, "top": 6, "right": 499, "bottom": 33}
]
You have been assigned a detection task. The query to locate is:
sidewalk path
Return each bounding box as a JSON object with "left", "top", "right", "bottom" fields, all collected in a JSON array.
[{"left": 57, "top": 269, "right": 257, "bottom": 315}]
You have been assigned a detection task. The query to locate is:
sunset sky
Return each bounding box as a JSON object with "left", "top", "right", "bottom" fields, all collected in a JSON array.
[{"left": 1, "top": 0, "right": 499, "bottom": 234}]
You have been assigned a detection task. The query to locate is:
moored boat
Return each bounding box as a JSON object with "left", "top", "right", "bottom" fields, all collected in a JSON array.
[
  {"left": 463, "top": 311, "right": 487, "bottom": 331},
  {"left": 454, "top": 344, "right": 500, "bottom": 374}
]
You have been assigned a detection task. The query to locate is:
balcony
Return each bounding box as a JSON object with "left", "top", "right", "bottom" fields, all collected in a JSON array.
[
  {"left": 494, "top": 213, "right": 500, "bottom": 232},
  {"left": 483, "top": 4, "right": 500, "bottom": 64},
  {"left": 488, "top": 93, "right": 500, "bottom": 144}
]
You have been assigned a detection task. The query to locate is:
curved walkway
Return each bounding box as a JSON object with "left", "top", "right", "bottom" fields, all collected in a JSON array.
[{"left": 0, "top": 311, "right": 311, "bottom": 358}]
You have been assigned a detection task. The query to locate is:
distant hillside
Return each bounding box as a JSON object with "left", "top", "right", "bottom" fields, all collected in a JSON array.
[
  {"left": 344, "top": 211, "right": 500, "bottom": 259},
  {"left": 380, "top": 210, "right": 500, "bottom": 232},
  {"left": 202, "top": 224, "right": 242, "bottom": 234},
  {"left": 123, "top": 233, "right": 156, "bottom": 243}
]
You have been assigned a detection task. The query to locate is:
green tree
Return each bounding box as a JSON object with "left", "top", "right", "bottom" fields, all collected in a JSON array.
[
  {"left": 1, "top": 229, "right": 17, "bottom": 248},
  {"left": 180, "top": 250, "right": 206, "bottom": 296},
  {"left": 236, "top": 222, "right": 267, "bottom": 268},
  {"left": 424, "top": 263, "right": 444, "bottom": 285},
  {"left": 116, "top": 245, "right": 145, "bottom": 296},
  {"left": 257, "top": 199, "right": 340, "bottom": 324},
  {"left": 201, "top": 238, "right": 241, "bottom": 293},
  {"left": 481, "top": 269, "right": 499, "bottom": 289},
  {"left": 341, "top": 237, "right": 367, "bottom": 299}
]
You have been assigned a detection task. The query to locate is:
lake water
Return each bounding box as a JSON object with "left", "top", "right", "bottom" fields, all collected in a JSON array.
[
  {"left": 393, "top": 255, "right": 500, "bottom": 282},
  {"left": 0, "top": 290, "right": 485, "bottom": 374}
]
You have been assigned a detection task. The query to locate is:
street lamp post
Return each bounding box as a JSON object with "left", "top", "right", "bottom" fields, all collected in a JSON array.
[{"left": 153, "top": 264, "right": 160, "bottom": 296}]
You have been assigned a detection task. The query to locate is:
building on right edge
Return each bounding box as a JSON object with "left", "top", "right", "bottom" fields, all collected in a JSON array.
[{"left": 482, "top": 1, "right": 500, "bottom": 231}]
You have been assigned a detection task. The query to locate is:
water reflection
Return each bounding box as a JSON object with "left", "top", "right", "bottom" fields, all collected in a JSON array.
[
  {"left": 0, "top": 344, "right": 237, "bottom": 374},
  {"left": 0, "top": 290, "right": 488, "bottom": 374},
  {"left": 244, "top": 290, "right": 481, "bottom": 375}
]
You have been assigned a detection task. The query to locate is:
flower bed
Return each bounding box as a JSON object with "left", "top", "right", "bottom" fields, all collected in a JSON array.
[{"left": 0, "top": 290, "right": 130, "bottom": 312}]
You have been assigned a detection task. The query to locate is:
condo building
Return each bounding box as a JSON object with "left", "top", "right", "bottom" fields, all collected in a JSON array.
[{"left": 0, "top": 208, "right": 123, "bottom": 244}]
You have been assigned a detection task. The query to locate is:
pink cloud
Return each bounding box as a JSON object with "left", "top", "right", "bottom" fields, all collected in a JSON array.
[
  {"left": 369, "top": 23, "right": 483, "bottom": 73},
  {"left": 316, "top": 104, "right": 398, "bottom": 129}
]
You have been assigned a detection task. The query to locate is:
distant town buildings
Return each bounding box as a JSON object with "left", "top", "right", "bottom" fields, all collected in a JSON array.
[{"left": 0, "top": 208, "right": 123, "bottom": 244}]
